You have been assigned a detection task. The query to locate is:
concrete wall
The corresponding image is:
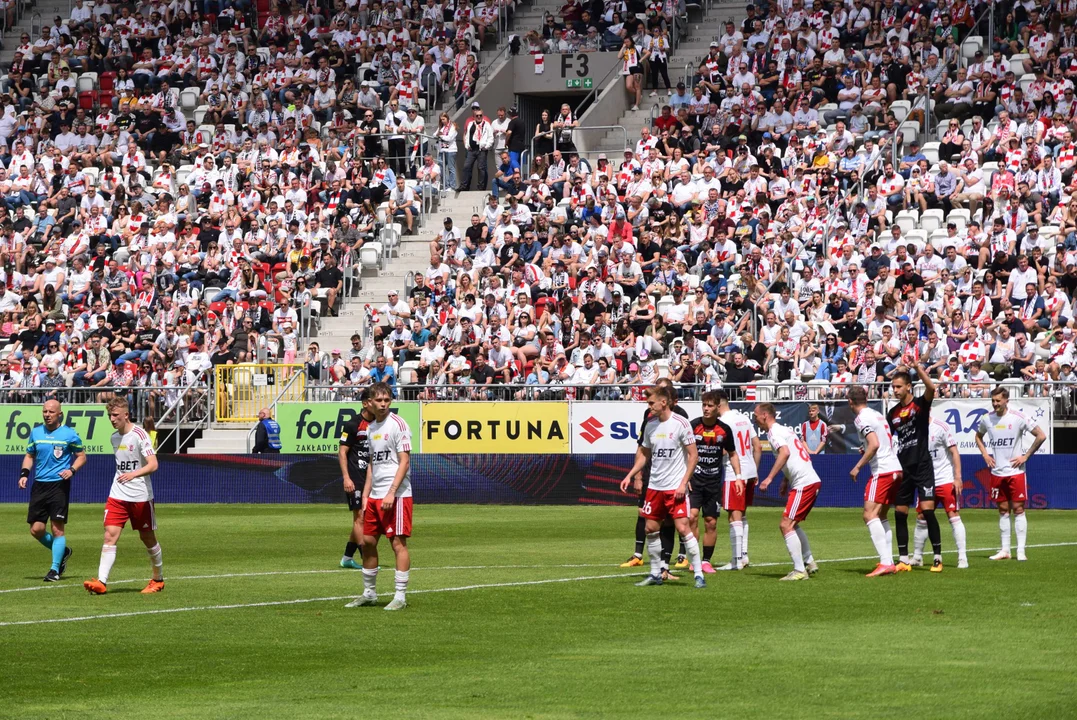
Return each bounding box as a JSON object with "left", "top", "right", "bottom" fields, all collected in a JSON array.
[
  {"left": 574, "top": 74, "right": 631, "bottom": 157},
  {"left": 450, "top": 61, "right": 517, "bottom": 189},
  {"left": 512, "top": 52, "right": 619, "bottom": 95}
]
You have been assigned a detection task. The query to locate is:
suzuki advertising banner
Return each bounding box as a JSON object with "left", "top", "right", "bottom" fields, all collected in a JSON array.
[{"left": 276, "top": 402, "right": 421, "bottom": 453}]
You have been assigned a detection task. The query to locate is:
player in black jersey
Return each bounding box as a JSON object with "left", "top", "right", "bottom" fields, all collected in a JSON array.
[
  {"left": 688, "top": 390, "right": 742, "bottom": 573},
  {"left": 620, "top": 378, "right": 688, "bottom": 579},
  {"left": 337, "top": 389, "right": 376, "bottom": 569},
  {"left": 885, "top": 362, "right": 942, "bottom": 571}
]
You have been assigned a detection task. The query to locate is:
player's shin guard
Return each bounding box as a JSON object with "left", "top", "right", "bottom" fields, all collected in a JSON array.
[
  {"left": 36, "top": 532, "right": 53, "bottom": 549},
  {"left": 783, "top": 531, "right": 805, "bottom": 573},
  {"left": 98, "top": 544, "right": 117, "bottom": 585},
  {"left": 999, "top": 512, "right": 1012, "bottom": 552},
  {"left": 634, "top": 516, "right": 646, "bottom": 557},
  {"left": 659, "top": 523, "right": 675, "bottom": 568},
  {"left": 682, "top": 534, "right": 702, "bottom": 576},
  {"left": 147, "top": 543, "right": 163, "bottom": 581},
  {"left": 866, "top": 518, "right": 892, "bottom": 565},
  {"left": 393, "top": 570, "right": 409, "bottom": 602},
  {"left": 894, "top": 511, "right": 910, "bottom": 560},
  {"left": 922, "top": 508, "right": 943, "bottom": 558},
  {"left": 1014, "top": 512, "right": 1027, "bottom": 555},
  {"left": 729, "top": 520, "right": 743, "bottom": 566},
  {"left": 646, "top": 532, "right": 663, "bottom": 578},
  {"left": 795, "top": 526, "right": 814, "bottom": 564},
  {"left": 950, "top": 516, "right": 968, "bottom": 560},
  {"left": 913, "top": 518, "right": 928, "bottom": 558},
  {"left": 362, "top": 567, "right": 379, "bottom": 597},
  {"left": 50, "top": 534, "right": 66, "bottom": 573}
]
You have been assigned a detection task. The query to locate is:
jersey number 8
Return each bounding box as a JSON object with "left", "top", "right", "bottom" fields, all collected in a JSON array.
[{"left": 793, "top": 438, "right": 811, "bottom": 462}]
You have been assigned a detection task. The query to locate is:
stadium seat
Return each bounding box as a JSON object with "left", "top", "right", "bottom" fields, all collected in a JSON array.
[
  {"left": 360, "top": 242, "right": 383, "bottom": 269},
  {"left": 921, "top": 142, "right": 940, "bottom": 165},
  {"left": 895, "top": 210, "right": 918, "bottom": 235},
  {"left": 76, "top": 72, "right": 97, "bottom": 93},
  {"left": 921, "top": 208, "right": 944, "bottom": 233},
  {"left": 949, "top": 209, "right": 971, "bottom": 231},
  {"left": 1010, "top": 54, "right": 1029, "bottom": 76}
]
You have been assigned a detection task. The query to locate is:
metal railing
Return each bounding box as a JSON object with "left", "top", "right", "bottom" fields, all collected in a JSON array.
[
  {"left": 243, "top": 369, "right": 308, "bottom": 451},
  {"left": 530, "top": 124, "right": 630, "bottom": 166},
  {"left": 214, "top": 363, "right": 306, "bottom": 423},
  {"left": 155, "top": 379, "right": 213, "bottom": 453}
]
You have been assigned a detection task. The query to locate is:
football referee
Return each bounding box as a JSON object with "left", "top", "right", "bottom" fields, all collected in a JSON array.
[{"left": 19, "top": 399, "right": 87, "bottom": 582}]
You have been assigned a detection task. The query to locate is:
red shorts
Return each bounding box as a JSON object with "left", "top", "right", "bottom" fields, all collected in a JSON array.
[
  {"left": 640, "top": 488, "right": 690, "bottom": 521},
  {"left": 103, "top": 496, "right": 156, "bottom": 530},
  {"left": 919, "top": 483, "right": 959, "bottom": 513},
  {"left": 363, "top": 497, "right": 413, "bottom": 538},
  {"left": 865, "top": 471, "right": 901, "bottom": 505},
  {"left": 723, "top": 478, "right": 757, "bottom": 513},
  {"left": 990, "top": 474, "right": 1028, "bottom": 505},
  {"left": 783, "top": 484, "right": 819, "bottom": 523}
]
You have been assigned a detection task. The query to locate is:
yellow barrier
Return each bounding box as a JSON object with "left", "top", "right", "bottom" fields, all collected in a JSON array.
[{"left": 214, "top": 364, "right": 306, "bottom": 423}]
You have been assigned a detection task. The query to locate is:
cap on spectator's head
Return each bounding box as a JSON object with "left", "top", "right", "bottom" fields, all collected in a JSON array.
[
  {"left": 471, "top": 101, "right": 481, "bottom": 109},
  {"left": 763, "top": 132, "right": 772, "bottom": 139},
  {"left": 632, "top": 167, "right": 642, "bottom": 173},
  {"left": 709, "top": 41, "right": 719, "bottom": 47},
  {"left": 45, "top": 256, "right": 56, "bottom": 265},
  {"left": 331, "top": 348, "right": 341, "bottom": 355},
  {"left": 629, "top": 362, "right": 639, "bottom": 371},
  {"left": 45, "top": 318, "right": 55, "bottom": 326}
]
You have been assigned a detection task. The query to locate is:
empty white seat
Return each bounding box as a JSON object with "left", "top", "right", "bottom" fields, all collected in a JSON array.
[
  {"left": 76, "top": 72, "right": 97, "bottom": 92},
  {"left": 1010, "top": 54, "right": 1029, "bottom": 75},
  {"left": 360, "top": 242, "right": 383, "bottom": 268},
  {"left": 921, "top": 208, "right": 945, "bottom": 233},
  {"left": 180, "top": 88, "right": 199, "bottom": 110},
  {"left": 949, "top": 208, "right": 971, "bottom": 230},
  {"left": 921, "top": 141, "right": 940, "bottom": 165}
]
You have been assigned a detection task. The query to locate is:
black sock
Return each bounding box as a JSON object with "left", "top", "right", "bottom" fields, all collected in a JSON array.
[
  {"left": 344, "top": 541, "right": 359, "bottom": 559},
  {"left": 894, "top": 511, "right": 910, "bottom": 557},
  {"left": 703, "top": 545, "right": 715, "bottom": 562},
  {"left": 677, "top": 537, "right": 687, "bottom": 558},
  {"left": 634, "top": 516, "right": 646, "bottom": 556},
  {"left": 923, "top": 509, "right": 943, "bottom": 556},
  {"left": 659, "top": 523, "right": 675, "bottom": 564}
]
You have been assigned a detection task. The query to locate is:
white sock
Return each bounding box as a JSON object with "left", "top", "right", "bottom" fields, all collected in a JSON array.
[
  {"left": 999, "top": 512, "right": 1011, "bottom": 553},
  {"left": 362, "top": 567, "right": 379, "bottom": 596},
  {"left": 913, "top": 518, "right": 928, "bottom": 558},
  {"left": 682, "top": 534, "right": 703, "bottom": 576},
  {"left": 98, "top": 544, "right": 117, "bottom": 584},
  {"left": 950, "top": 516, "right": 967, "bottom": 560},
  {"left": 742, "top": 520, "right": 749, "bottom": 556},
  {"left": 394, "top": 570, "right": 409, "bottom": 602},
  {"left": 646, "top": 532, "right": 663, "bottom": 578},
  {"left": 729, "top": 521, "right": 743, "bottom": 565},
  {"left": 866, "top": 518, "right": 892, "bottom": 565},
  {"left": 783, "top": 531, "right": 806, "bottom": 573},
  {"left": 795, "top": 526, "right": 813, "bottom": 564},
  {"left": 881, "top": 518, "right": 893, "bottom": 558},
  {"left": 146, "top": 543, "right": 163, "bottom": 581},
  {"left": 1015, "top": 513, "right": 1027, "bottom": 554}
]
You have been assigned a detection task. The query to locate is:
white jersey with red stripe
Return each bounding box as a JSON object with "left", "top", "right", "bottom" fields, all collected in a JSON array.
[
  {"left": 929, "top": 419, "right": 957, "bottom": 486},
  {"left": 976, "top": 409, "right": 1032, "bottom": 477},
  {"left": 767, "top": 423, "right": 821, "bottom": 490},
  {"left": 719, "top": 409, "right": 758, "bottom": 479},
  {"left": 109, "top": 426, "right": 156, "bottom": 502},
  {"left": 367, "top": 413, "right": 413, "bottom": 499},
  {"left": 854, "top": 407, "right": 902, "bottom": 475},
  {"left": 641, "top": 413, "right": 695, "bottom": 492}
]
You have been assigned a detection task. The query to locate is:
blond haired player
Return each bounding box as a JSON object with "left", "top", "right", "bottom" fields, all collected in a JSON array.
[
  {"left": 755, "top": 403, "right": 821, "bottom": 582},
  {"left": 848, "top": 385, "right": 903, "bottom": 577},
  {"left": 975, "top": 386, "right": 1046, "bottom": 562},
  {"left": 346, "top": 382, "right": 414, "bottom": 611},
  {"left": 913, "top": 419, "right": 968, "bottom": 568},
  {"left": 83, "top": 398, "right": 164, "bottom": 595},
  {"left": 715, "top": 389, "right": 761, "bottom": 571}
]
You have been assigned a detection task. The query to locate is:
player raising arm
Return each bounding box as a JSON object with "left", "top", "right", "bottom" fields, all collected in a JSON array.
[
  {"left": 756, "top": 403, "right": 821, "bottom": 582},
  {"left": 686, "top": 390, "right": 742, "bottom": 574},
  {"left": 619, "top": 385, "right": 706, "bottom": 589},
  {"left": 848, "top": 385, "right": 902, "bottom": 577},
  {"left": 20, "top": 399, "right": 86, "bottom": 582},
  {"left": 975, "top": 386, "right": 1046, "bottom": 561},
  {"left": 84, "top": 397, "right": 164, "bottom": 595},
  {"left": 914, "top": 420, "right": 968, "bottom": 568},
  {"left": 716, "top": 390, "right": 761, "bottom": 570},
  {"left": 337, "top": 389, "right": 375, "bottom": 570},
  {"left": 346, "top": 382, "right": 413, "bottom": 610}
]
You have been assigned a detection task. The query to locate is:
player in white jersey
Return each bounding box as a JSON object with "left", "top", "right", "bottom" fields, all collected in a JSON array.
[
  {"left": 912, "top": 420, "right": 968, "bottom": 568},
  {"left": 83, "top": 397, "right": 164, "bottom": 595},
  {"left": 848, "top": 385, "right": 903, "bottom": 577},
  {"left": 755, "top": 404, "right": 821, "bottom": 582},
  {"left": 975, "top": 386, "right": 1046, "bottom": 561},
  {"left": 716, "top": 390, "right": 762, "bottom": 571},
  {"left": 347, "top": 382, "right": 414, "bottom": 610},
  {"left": 620, "top": 385, "right": 706, "bottom": 588}
]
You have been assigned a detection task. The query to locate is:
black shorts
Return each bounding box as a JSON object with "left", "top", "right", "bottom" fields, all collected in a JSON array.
[
  {"left": 346, "top": 489, "right": 363, "bottom": 512},
  {"left": 27, "top": 479, "right": 70, "bottom": 525},
  {"left": 897, "top": 472, "right": 934, "bottom": 508},
  {"left": 688, "top": 478, "right": 722, "bottom": 519}
]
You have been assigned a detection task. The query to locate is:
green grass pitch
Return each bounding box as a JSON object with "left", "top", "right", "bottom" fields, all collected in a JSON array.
[{"left": 1, "top": 504, "right": 1076, "bottom": 719}]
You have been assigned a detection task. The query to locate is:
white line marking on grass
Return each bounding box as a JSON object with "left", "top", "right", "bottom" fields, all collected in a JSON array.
[
  {"left": 3, "top": 541, "right": 1075, "bottom": 597},
  {"left": 0, "top": 573, "right": 641, "bottom": 627}
]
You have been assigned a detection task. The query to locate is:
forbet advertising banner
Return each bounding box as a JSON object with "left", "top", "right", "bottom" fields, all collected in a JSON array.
[
  {"left": 569, "top": 400, "right": 878, "bottom": 454},
  {"left": 926, "top": 399, "right": 1052, "bottom": 454},
  {"left": 421, "top": 401, "right": 569, "bottom": 454},
  {"left": 0, "top": 404, "right": 113, "bottom": 454},
  {"left": 276, "top": 402, "right": 421, "bottom": 453}
]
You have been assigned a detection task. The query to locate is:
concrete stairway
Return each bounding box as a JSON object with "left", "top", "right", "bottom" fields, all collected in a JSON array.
[
  {"left": 187, "top": 427, "right": 256, "bottom": 455},
  {"left": 1, "top": 1, "right": 68, "bottom": 66}
]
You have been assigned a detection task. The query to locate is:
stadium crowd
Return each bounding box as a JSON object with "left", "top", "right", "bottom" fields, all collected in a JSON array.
[{"left": 357, "top": 0, "right": 1077, "bottom": 403}]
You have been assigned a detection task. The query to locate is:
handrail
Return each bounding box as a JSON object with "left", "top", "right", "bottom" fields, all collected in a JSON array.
[
  {"left": 529, "top": 124, "right": 629, "bottom": 169},
  {"left": 573, "top": 54, "right": 623, "bottom": 121},
  {"left": 479, "top": 37, "right": 513, "bottom": 85},
  {"left": 155, "top": 378, "right": 212, "bottom": 453},
  {"left": 682, "top": 62, "right": 692, "bottom": 90},
  {"left": 244, "top": 369, "right": 307, "bottom": 452}
]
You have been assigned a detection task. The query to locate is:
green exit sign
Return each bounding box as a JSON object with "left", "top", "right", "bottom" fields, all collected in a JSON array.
[
  {"left": 566, "top": 79, "right": 581, "bottom": 88},
  {"left": 583, "top": 78, "right": 593, "bottom": 88}
]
